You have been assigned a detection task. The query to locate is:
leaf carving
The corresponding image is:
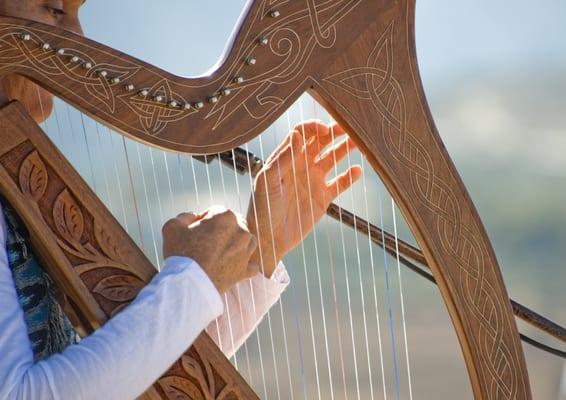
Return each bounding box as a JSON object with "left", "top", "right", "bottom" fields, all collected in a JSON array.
[
  {"left": 92, "top": 274, "right": 144, "bottom": 303},
  {"left": 158, "top": 376, "right": 203, "bottom": 400},
  {"left": 19, "top": 151, "right": 48, "bottom": 201},
  {"left": 53, "top": 189, "right": 84, "bottom": 244},
  {"left": 181, "top": 355, "right": 214, "bottom": 400},
  {"left": 94, "top": 222, "right": 123, "bottom": 263}
]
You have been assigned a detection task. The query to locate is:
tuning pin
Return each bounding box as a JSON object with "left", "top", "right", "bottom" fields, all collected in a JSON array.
[
  {"left": 168, "top": 100, "right": 179, "bottom": 108},
  {"left": 208, "top": 96, "right": 219, "bottom": 104},
  {"left": 139, "top": 89, "right": 149, "bottom": 97},
  {"left": 220, "top": 88, "right": 231, "bottom": 96},
  {"left": 154, "top": 95, "right": 163, "bottom": 103},
  {"left": 111, "top": 77, "right": 121, "bottom": 84},
  {"left": 97, "top": 70, "right": 108, "bottom": 78},
  {"left": 245, "top": 57, "right": 257, "bottom": 66},
  {"left": 125, "top": 83, "right": 135, "bottom": 91},
  {"left": 57, "top": 48, "right": 65, "bottom": 56},
  {"left": 269, "top": 10, "right": 280, "bottom": 18},
  {"left": 233, "top": 76, "right": 244, "bottom": 84},
  {"left": 20, "top": 33, "right": 31, "bottom": 41},
  {"left": 183, "top": 102, "right": 192, "bottom": 110},
  {"left": 258, "top": 36, "right": 269, "bottom": 46},
  {"left": 41, "top": 43, "right": 51, "bottom": 50},
  {"left": 71, "top": 56, "right": 80, "bottom": 63},
  {"left": 193, "top": 101, "right": 204, "bottom": 110},
  {"left": 83, "top": 61, "right": 93, "bottom": 69}
]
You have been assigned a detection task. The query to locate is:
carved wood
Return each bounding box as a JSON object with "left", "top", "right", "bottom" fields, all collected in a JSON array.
[
  {"left": 0, "top": 0, "right": 532, "bottom": 398},
  {"left": 0, "top": 102, "right": 258, "bottom": 400}
]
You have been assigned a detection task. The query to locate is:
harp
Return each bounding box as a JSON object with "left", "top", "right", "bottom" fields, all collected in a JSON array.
[{"left": 0, "top": 0, "right": 563, "bottom": 398}]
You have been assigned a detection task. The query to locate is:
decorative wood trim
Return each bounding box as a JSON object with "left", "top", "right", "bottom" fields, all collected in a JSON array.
[{"left": 0, "top": 102, "right": 258, "bottom": 400}]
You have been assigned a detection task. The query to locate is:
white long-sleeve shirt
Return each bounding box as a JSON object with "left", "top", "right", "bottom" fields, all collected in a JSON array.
[{"left": 0, "top": 205, "right": 289, "bottom": 399}]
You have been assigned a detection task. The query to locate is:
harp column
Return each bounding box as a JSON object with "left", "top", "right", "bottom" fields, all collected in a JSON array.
[{"left": 310, "top": 1, "right": 531, "bottom": 399}]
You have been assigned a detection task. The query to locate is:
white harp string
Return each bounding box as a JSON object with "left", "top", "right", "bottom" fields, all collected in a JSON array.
[
  {"left": 328, "top": 120, "right": 362, "bottom": 400},
  {"left": 41, "top": 92, "right": 422, "bottom": 399},
  {"left": 360, "top": 157, "right": 388, "bottom": 400},
  {"left": 392, "top": 199, "right": 413, "bottom": 399}
]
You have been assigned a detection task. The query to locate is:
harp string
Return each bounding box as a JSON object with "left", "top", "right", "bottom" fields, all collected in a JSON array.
[
  {"left": 261, "top": 125, "right": 297, "bottom": 399},
  {"left": 327, "top": 118, "right": 362, "bottom": 400},
  {"left": 266, "top": 123, "right": 308, "bottom": 400},
  {"left": 298, "top": 98, "right": 335, "bottom": 400},
  {"left": 215, "top": 152, "right": 240, "bottom": 371},
  {"left": 286, "top": 107, "right": 326, "bottom": 399},
  {"left": 133, "top": 141, "right": 161, "bottom": 267},
  {"left": 377, "top": 186, "right": 401, "bottom": 399},
  {"left": 227, "top": 149, "right": 258, "bottom": 384},
  {"left": 42, "top": 92, "right": 424, "bottom": 399},
  {"left": 359, "top": 156, "right": 388, "bottom": 399},
  {"left": 202, "top": 159, "right": 228, "bottom": 355},
  {"left": 344, "top": 128, "right": 376, "bottom": 400},
  {"left": 243, "top": 141, "right": 279, "bottom": 400},
  {"left": 392, "top": 199, "right": 413, "bottom": 399},
  {"left": 106, "top": 126, "right": 131, "bottom": 234},
  {"left": 312, "top": 101, "right": 347, "bottom": 399}
]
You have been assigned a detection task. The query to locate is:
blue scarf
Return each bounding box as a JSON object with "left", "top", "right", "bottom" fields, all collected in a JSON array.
[{"left": 2, "top": 198, "right": 77, "bottom": 361}]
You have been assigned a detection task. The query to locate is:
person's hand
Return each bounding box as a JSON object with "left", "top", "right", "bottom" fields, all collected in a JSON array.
[
  {"left": 162, "top": 206, "right": 259, "bottom": 293},
  {"left": 247, "top": 120, "right": 362, "bottom": 277}
]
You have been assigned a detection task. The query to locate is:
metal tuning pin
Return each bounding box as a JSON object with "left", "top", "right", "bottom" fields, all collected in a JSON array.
[
  {"left": 208, "top": 96, "right": 219, "bottom": 104},
  {"left": 220, "top": 88, "right": 231, "bottom": 96},
  {"left": 139, "top": 89, "right": 149, "bottom": 97},
  {"left": 83, "top": 61, "right": 93, "bottom": 69},
  {"left": 245, "top": 57, "right": 257, "bottom": 66},
  {"left": 194, "top": 101, "right": 204, "bottom": 110},
  {"left": 269, "top": 10, "right": 280, "bottom": 18},
  {"left": 20, "top": 33, "right": 31, "bottom": 41},
  {"left": 97, "top": 70, "right": 108, "bottom": 78},
  {"left": 125, "top": 83, "right": 135, "bottom": 91},
  {"left": 233, "top": 76, "right": 244, "bottom": 84},
  {"left": 168, "top": 100, "right": 179, "bottom": 108},
  {"left": 111, "top": 77, "right": 121, "bottom": 84},
  {"left": 154, "top": 95, "right": 163, "bottom": 103},
  {"left": 183, "top": 102, "right": 192, "bottom": 110},
  {"left": 71, "top": 56, "right": 80, "bottom": 63},
  {"left": 258, "top": 36, "right": 269, "bottom": 46},
  {"left": 41, "top": 43, "right": 51, "bottom": 51},
  {"left": 57, "top": 48, "right": 65, "bottom": 56}
]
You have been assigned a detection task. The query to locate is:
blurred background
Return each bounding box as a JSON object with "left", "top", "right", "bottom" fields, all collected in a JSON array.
[{"left": 44, "top": 0, "right": 566, "bottom": 398}]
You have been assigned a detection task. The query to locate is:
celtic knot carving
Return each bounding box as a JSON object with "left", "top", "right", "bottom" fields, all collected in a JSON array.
[
  {"left": 324, "top": 21, "right": 522, "bottom": 399},
  {"left": 0, "top": 29, "right": 140, "bottom": 113}
]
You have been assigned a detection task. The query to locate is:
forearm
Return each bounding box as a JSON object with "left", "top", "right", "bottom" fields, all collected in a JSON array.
[{"left": 1, "top": 257, "right": 223, "bottom": 400}]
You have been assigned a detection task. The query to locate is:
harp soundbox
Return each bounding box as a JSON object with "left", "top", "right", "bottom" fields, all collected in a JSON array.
[{"left": 0, "top": 1, "right": 534, "bottom": 398}]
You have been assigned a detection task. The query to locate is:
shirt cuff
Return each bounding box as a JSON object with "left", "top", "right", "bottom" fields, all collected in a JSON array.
[{"left": 162, "top": 256, "right": 224, "bottom": 318}]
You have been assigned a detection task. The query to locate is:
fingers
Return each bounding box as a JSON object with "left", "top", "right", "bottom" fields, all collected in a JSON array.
[
  {"left": 265, "top": 129, "right": 295, "bottom": 164},
  {"left": 316, "top": 137, "right": 357, "bottom": 172},
  {"left": 326, "top": 165, "right": 363, "bottom": 197},
  {"left": 269, "top": 129, "right": 304, "bottom": 175}
]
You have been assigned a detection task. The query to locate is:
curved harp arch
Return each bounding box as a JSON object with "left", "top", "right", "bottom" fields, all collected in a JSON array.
[{"left": 0, "top": 0, "right": 535, "bottom": 399}]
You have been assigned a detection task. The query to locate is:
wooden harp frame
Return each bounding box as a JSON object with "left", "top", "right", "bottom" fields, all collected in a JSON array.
[{"left": 0, "top": 1, "right": 532, "bottom": 399}]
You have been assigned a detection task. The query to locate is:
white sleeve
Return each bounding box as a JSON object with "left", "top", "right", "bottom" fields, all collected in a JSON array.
[
  {"left": 0, "top": 234, "right": 224, "bottom": 400},
  {"left": 206, "top": 262, "right": 290, "bottom": 358}
]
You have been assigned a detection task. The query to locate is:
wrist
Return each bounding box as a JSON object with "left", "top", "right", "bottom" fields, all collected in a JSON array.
[{"left": 250, "top": 247, "right": 278, "bottom": 278}]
